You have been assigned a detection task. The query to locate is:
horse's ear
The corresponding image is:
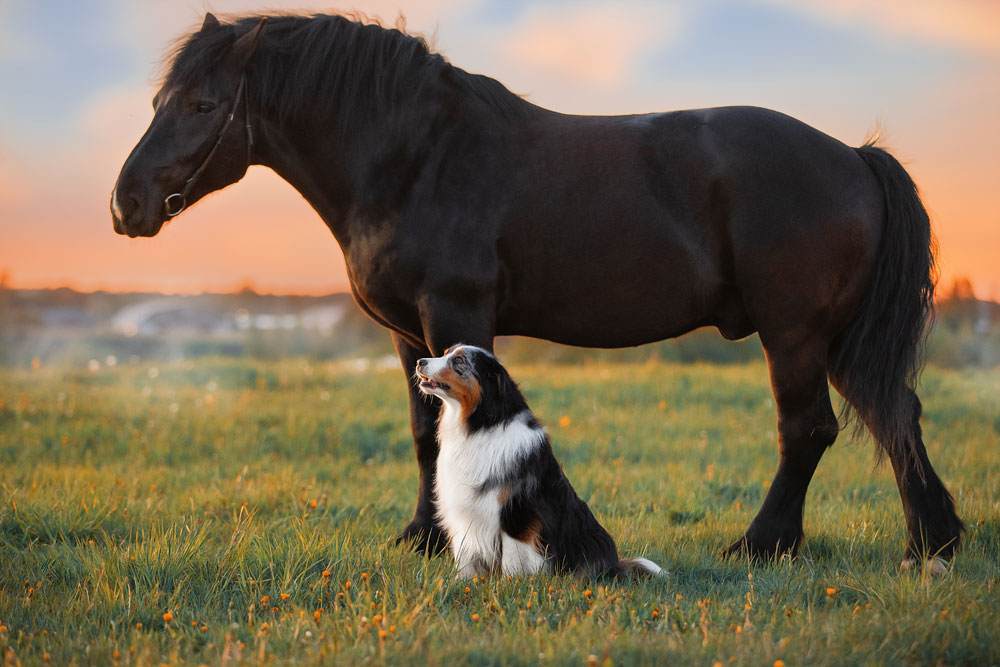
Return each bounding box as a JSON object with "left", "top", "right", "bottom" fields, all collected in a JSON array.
[
  {"left": 201, "top": 12, "right": 221, "bottom": 32},
  {"left": 230, "top": 18, "right": 267, "bottom": 70}
]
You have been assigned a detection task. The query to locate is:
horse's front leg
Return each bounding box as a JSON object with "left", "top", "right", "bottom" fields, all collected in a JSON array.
[
  {"left": 392, "top": 332, "right": 448, "bottom": 554},
  {"left": 392, "top": 302, "right": 496, "bottom": 554}
]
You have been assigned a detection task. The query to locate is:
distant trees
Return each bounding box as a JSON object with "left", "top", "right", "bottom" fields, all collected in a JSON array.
[{"left": 928, "top": 277, "right": 998, "bottom": 368}]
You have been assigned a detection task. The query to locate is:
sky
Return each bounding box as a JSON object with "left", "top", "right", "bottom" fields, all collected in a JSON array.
[{"left": 1, "top": 0, "right": 998, "bottom": 298}]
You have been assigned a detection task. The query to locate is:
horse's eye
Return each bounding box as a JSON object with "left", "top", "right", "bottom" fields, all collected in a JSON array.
[{"left": 196, "top": 101, "right": 216, "bottom": 114}]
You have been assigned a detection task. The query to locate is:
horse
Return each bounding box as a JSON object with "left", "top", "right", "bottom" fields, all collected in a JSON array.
[{"left": 110, "top": 12, "right": 964, "bottom": 568}]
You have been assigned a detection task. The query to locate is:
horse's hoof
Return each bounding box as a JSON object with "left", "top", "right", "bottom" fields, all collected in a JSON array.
[
  {"left": 723, "top": 533, "right": 799, "bottom": 563},
  {"left": 900, "top": 556, "right": 949, "bottom": 577},
  {"left": 396, "top": 520, "right": 447, "bottom": 555},
  {"left": 723, "top": 537, "right": 751, "bottom": 560}
]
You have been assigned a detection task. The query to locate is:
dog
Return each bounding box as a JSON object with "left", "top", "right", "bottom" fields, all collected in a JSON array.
[{"left": 415, "top": 344, "right": 663, "bottom": 579}]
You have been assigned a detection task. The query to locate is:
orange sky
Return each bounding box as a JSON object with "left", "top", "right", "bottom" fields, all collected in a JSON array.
[{"left": 1, "top": 1, "right": 998, "bottom": 299}]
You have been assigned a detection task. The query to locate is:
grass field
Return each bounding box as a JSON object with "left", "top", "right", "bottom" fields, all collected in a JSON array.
[{"left": 1, "top": 358, "right": 998, "bottom": 665}]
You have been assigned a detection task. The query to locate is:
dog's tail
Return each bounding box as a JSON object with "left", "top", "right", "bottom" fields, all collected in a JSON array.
[{"left": 618, "top": 557, "right": 666, "bottom": 578}]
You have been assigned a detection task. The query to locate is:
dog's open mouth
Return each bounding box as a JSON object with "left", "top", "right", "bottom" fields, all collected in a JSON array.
[{"left": 417, "top": 374, "right": 449, "bottom": 392}]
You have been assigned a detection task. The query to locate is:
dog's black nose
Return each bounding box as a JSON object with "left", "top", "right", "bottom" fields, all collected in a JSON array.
[{"left": 416, "top": 358, "right": 428, "bottom": 368}]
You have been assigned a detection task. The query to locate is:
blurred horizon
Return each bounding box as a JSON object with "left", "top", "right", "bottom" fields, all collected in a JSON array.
[
  {"left": 2, "top": 277, "right": 996, "bottom": 369},
  {"left": 1, "top": 0, "right": 998, "bottom": 298},
  {"left": 1, "top": 273, "right": 994, "bottom": 304}
]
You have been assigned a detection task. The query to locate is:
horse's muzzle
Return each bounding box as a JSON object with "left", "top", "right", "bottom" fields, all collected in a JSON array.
[{"left": 110, "top": 181, "right": 166, "bottom": 238}]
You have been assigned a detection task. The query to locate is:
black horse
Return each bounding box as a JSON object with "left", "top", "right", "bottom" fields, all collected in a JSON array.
[{"left": 111, "top": 13, "right": 963, "bottom": 567}]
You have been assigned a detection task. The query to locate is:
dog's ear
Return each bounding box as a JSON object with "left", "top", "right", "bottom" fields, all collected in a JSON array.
[
  {"left": 492, "top": 360, "right": 521, "bottom": 411},
  {"left": 469, "top": 353, "right": 525, "bottom": 428}
]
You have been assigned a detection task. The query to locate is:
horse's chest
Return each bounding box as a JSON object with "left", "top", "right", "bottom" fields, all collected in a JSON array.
[
  {"left": 344, "top": 225, "right": 499, "bottom": 339},
  {"left": 343, "top": 235, "right": 424, "bottom": 332}
]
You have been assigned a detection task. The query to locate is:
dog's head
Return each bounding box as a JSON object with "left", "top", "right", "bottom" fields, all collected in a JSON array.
[{"left": 415, "top": 345, "right": 526, "bottom": 428}]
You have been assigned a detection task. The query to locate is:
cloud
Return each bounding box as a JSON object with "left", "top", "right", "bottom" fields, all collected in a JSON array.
[
  {"left": 768, "top": 0, "right": 1000, "bottom": 55},
  {"left": 499, "top": 3, "right": 683, "bottom": 89}
]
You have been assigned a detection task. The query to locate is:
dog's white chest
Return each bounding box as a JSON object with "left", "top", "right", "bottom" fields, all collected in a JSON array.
[{"left": 433, "top": 408, "right": 547, "bottom": 577}]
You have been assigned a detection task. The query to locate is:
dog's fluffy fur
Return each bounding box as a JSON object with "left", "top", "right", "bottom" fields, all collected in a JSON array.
[{"left": 416, "top": 345, "right": 663, "bottom": 579}]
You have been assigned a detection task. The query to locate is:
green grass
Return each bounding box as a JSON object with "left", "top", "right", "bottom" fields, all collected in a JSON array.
[{"left": 1, "top": 358, "right": 998, "bottom": 665}]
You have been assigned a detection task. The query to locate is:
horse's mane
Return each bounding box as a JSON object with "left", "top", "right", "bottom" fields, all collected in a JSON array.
[{"left": 163, "top": 13, "right": 527, "bottom": 130}]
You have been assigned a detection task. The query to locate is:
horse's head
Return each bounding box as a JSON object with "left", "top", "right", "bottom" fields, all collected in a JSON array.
[{"left": 111, "top": 14, "right": 266, "bottom": 237}]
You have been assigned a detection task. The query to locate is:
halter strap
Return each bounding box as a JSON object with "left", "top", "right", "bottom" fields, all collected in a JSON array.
[{"left": 164, "top": 74, "right": 253, "bottom": 218}]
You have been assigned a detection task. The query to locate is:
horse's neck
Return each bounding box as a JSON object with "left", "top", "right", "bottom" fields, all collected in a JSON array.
[
  {"left": 253, "top": 86, "right": 536, "bottom": 246},
  {"left": 253, "top": 118, "right": 356, "bottom": 239}
]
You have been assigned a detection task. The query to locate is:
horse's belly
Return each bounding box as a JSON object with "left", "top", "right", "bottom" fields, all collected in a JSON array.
[
  {"left": 496, "top": 234, "right": 730, "bottom": 347},
  {"left": 499, "top": 299, "right": 706, "bottom": 347}
]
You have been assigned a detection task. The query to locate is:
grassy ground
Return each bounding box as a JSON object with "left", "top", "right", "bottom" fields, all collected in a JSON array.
[{"left": 1, "top": 358, "right": 998, "bottom": 665}]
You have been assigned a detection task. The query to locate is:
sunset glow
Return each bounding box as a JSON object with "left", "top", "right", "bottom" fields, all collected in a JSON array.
[{"left": 1, "top": 0, "right": 997, "bottom": 298}]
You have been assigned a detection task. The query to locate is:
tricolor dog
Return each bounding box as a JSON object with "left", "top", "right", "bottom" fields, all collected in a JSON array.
[{"left": 416, "top": 345, "right": 663, "bottom": 579}]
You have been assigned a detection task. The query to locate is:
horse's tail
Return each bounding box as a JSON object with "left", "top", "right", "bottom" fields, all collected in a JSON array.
[{"left": 829, "top": 141, "right": 936, "bottom": 475}]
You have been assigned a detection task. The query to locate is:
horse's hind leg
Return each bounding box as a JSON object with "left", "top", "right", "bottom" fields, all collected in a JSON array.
[
  {"left": 725, "top": 337, "right": 839, "bottom": 561},
  {"left": 887, "top": 392, "right": 963, "bottom": 571},
  {"left": 833, "top": 381, "right": 964, "bottom": 570}
]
